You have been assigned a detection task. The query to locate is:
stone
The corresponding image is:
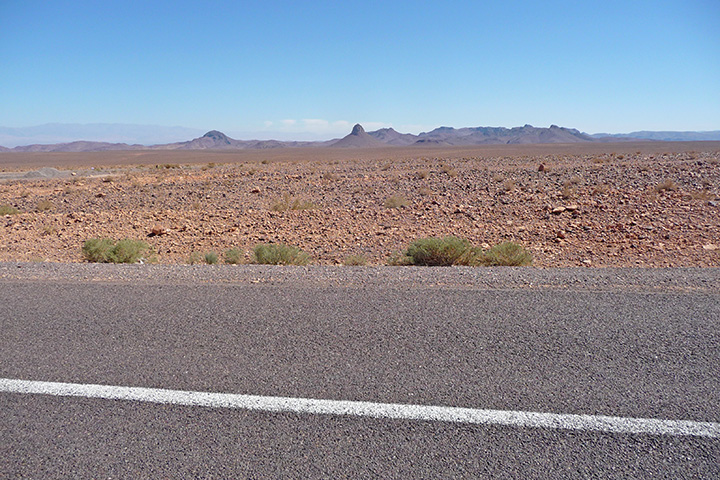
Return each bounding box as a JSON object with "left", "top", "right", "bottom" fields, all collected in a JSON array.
[
  {"left": 150, "top": 225, "right": 168, "bottom": 236},
  {"left": 552, "top": 207, "right": 566, "bottom": 214}
]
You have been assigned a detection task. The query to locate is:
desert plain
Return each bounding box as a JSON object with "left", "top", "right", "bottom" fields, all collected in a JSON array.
[{"left": 1, "top": 142, "right": 719, "bottom": 267}]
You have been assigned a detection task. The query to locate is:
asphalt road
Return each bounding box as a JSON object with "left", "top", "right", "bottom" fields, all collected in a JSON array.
[{"left": 1, "top": 265, "right": 719, "bottom": 478}]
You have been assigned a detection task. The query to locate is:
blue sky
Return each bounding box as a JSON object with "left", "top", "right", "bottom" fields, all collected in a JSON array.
[{"left": 1, "top": 0, "right": 718, "bottom": 141}]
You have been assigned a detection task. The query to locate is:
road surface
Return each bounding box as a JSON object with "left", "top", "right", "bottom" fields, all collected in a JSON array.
[{"left": 1, "top": 264, "right": 719, "bottom": 478}]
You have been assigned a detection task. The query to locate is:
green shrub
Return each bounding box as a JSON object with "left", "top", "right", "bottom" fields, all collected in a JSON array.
[
  {"left": 251, "top": 243, "right": 311, "bottom": 265},
  {"left": 82, "top": 238, "right": 152, "bottom": 264},
  {"left": 204, "top": 252, "right": 219, "bottom": 265},
  {"left": 394, "top": 236, "right": 478, "bottom": 266},
  {"left": 188, "top": 252, "right": 203, "bottom": 265},
  {"left": 0, "top": 204, "right": 20, "bottom": 215},
  {"left": 224, "top": 248, "right": 243, "bottom": 264},
  {"left": 342, "top": 254, "right": 368, "bottom": 266},
  {"left": 82, "top": 238, "right": 115, "bottom": 262},
  {"left": 478, "top": 242, "right": 533, "bottom": 266}
]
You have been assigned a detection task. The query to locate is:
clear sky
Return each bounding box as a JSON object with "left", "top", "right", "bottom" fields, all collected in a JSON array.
[{"left": 1, "top": 0, "right": 718, "bottom": 140}]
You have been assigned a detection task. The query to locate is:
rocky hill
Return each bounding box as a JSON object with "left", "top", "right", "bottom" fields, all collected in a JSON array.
[{"left": 1, "top": 123, "right": 601, "bottom": 152}]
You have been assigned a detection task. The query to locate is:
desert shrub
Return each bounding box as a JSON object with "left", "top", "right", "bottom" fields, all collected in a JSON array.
[
  {"left": 592, "top": 184, "right": 609, "bottom": 195},
  {"left": 82, "top": 238, "right": 151, "bottom": 264},
  {"left": 251, "top": 243, "right": 311, "bottom": 266},
  {"left": 654, "top": 179, "right": 678, "bottom": 193},
  {"left": 204, "top": 252, "right": 219, "bottom": 265},
  {"left": 36, "top": 199, "right": 54, "bottom": 211},
  {"left": 0, "top": 204, "right": 20, "bottom": 215},
  {"left": 478, "top": 242, "right": 533, "bottom": 266},
  {"left": 271, "top": 194, "right": 318, "bottom": 211},
  {"left": 440, "top": 164, "right": 458, "bottom": 177},
  {"left": 82, "top": 238, "right": 115, "bottom": 262},
  {"left": 384, "top": 195, "right": 409, "bottom": 209},
  {"left": 342, "top": 254, "right": 368, "bottom": 266},
  {"left": 224, "top": 248, "right": 243, "bottom": 264},
  {"left": 395, "top": 236, "right": 479, "bottom": 266},
  {"left": 188, "top": 252, "right": 203, "bottom": 264}
]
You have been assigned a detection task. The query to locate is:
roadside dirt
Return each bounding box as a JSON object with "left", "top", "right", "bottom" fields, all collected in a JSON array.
[{"left": 1, "top": 143, "right": 719, "bottom": 267}]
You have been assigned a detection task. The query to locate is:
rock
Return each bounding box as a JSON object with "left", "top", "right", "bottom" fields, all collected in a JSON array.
[
  {"left": 538, "top": 164, "right": 545, "bottom": 172},
  {"left": 703, "top": 244, "right": 717, "bottom": 251},
  {"left": 149, "top": 225, "right": 168, "bottom": 236},
  {"left": 565, "top": 204, "right": 579, "bottom": 212},
  {"left": 552, "top": 207, "right": 566, "bottom": 214},
  {"left": 250, "top": 187, "right": 261, "bottom": 194}
]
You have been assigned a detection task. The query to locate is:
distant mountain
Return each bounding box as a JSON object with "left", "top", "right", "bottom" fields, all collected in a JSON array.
[
  {"left": 367, "top": 127, "right": 418, "bottom": 146},
  {"left": 591, "top": 130, "right": 720, "bottom": 141},
  {"left": 11, "top": 141, "right": 145, "bottom": 152},
  {"left": 0, "top": 123, "right": 205, "bottom": 148},
  {"left": 4, "top": 123, "right": 716, "bottom": 153},
  {"left": 415, "top": 124, "right": 594, "bottom": 145},
  {"left": 330, "top": 124, "right": 386, "bottom": 148}
]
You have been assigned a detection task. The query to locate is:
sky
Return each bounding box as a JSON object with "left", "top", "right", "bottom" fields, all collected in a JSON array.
[{"left": 1, "top": 0, "right": 719, "bottom": 142}]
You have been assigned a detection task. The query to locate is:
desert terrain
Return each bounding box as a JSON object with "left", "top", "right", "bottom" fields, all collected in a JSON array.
[{"left": 1, "top": 142, "right": 719, "bottom": 267}]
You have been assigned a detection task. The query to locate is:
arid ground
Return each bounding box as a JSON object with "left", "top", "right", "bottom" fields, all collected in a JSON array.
[{"left": 1, "top": 142, "right": 719, "bottom": 267}]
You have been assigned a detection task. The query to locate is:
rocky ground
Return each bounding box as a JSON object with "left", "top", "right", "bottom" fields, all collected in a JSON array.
[{"left": 0, "top": 144, "right": 719, "bottom": 267}]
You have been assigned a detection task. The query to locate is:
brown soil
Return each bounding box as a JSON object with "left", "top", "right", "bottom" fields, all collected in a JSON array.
[{"left": 1, "top": 142, "right": 719, "bottom": 267}]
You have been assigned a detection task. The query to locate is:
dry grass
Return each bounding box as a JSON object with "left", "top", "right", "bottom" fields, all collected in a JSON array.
[
  {"left": 0, "top": 204, "right": 20, "bottom": 215},
  {"left": 654, "top": 179, "right": 678, "bottom": 193},
  {"left": 384, "top": 195, "right": 409, "bottom": 209},
  {"left": 271, "top": 194, "right": 319, "bottom": 211}
]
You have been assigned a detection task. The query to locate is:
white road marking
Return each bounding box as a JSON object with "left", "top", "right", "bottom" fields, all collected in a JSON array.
[{"left": 1, "top": 378, "right": 718, "bottom": 438}]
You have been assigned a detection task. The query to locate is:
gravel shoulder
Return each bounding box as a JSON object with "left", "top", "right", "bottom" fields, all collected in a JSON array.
[{"left": 1, "top": 262, "right": 717, "bottom": 293}]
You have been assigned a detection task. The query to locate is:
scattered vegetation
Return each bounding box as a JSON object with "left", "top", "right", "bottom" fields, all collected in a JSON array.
[
  {"left": 36, "top": 199, "right": 54, "bottom": 212},
  {"left": 342, "top": 254, "right": 368, "bottom": 266},
  {"left": 654, "top": 179, "right": 678, "bottom": 193},
  {"left": 82, "top": 238, "right": 153, "bottom": 264},
  {"left": 224, "top": 248, "right": 243, "bottom": 264},
  {"left": 591, "top": 184, "right": 609, "bottom": 195},
  {"left": 0, "top": 204, "right": 20, "bottom": 215},
  {"left": 384, "top": 195, "right": 409, "bottom": 209},
  {"left": 390, "top": 236, "right": 478, "bottom": 266},
  {"left": 251, "top": 243, "right": 311, "bottom": 265},
  {"left": 271, "top": 194, "right": 318, "bottom": 211},
  {"left": 390, "top": 237, "right": 533, "bottom": 267},
  {"left": 478, "top": 242, "right": 533, "bottom": 266},
  {"left": 204, "top": 252, "right": 219, "bottom": 265},
  {"left": 440, "top": 164, "right": 458, "bottom": 177}
]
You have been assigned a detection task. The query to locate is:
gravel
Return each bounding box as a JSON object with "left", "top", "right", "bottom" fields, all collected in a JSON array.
[{"left": 0, "top": 262, "right": 717, "bottom": 293}]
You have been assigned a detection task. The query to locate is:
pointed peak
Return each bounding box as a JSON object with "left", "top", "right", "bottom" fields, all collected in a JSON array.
[{"left": 351, "top": 124, "right": 365, "bottom": 135}]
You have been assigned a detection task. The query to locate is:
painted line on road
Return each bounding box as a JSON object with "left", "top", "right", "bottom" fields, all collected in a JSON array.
[{"left": 2, "top": 378, "right": 718, "bottom": 438}]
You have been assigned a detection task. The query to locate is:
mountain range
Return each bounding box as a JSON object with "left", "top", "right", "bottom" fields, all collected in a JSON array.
[{"left": 1, "top": 124, "right": 718, "bottom": 152}]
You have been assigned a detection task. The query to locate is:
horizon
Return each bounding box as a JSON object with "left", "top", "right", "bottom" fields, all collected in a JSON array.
[
  {"left": 1, "top": 1, "right": 718, "bottom": 142},
  {"left": 3, "top": 122, "right": 720, "bottom": 148}
]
